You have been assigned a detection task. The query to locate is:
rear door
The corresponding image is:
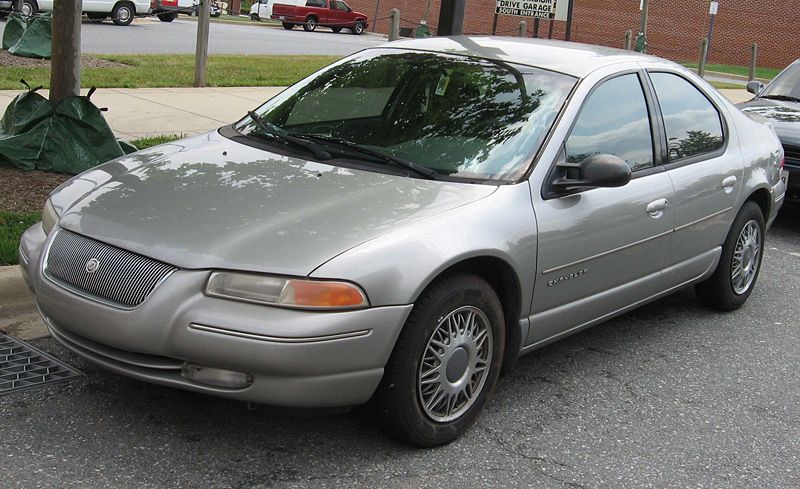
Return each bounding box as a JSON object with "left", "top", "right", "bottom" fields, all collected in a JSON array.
[
  {"left": 644, "top": 69, "right": 742, "bottom": 287},
  {"left": 527, "top": 69, "right": 675, "bottom": 347}
]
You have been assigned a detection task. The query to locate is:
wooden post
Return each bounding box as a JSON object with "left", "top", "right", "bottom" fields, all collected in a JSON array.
[
  {"left": 624, "top": 30, "right": 632, "bottom": 50},
  {"left": 748, "top": 42, "right": 758, "bottom": 81},
  {"left": 533, "top": 18, "right": 540, "bottom": 38},
  {"left": 194, "top": 0, "right": 211, "bottom": 87},
  {"left": 698, "top": 37, "right": 709, "bottom": 78},
  {"left": 547, "top": 19, "right": 554, "bottom": 39},
  {"left": 50, "top": 0, "right": 82, "bottom": 101},
  {"left": 388, "top": 9, "right": 400, "bottom": 41},
  {"left": 491, "top": 13, "right": 498, "bottom": 35},
  {"left": 518, "top": 20, "right": 526, "bottom": 37},
  {"left": 564, "top": 0, "right": 574, "bottom": 41}
]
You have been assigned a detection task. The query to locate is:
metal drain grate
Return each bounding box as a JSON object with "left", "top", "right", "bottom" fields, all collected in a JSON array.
[{"left": 0, "top": 333, "right": 81, "bottom": 394}]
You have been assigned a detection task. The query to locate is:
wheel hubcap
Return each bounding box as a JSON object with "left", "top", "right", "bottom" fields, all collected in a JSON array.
[
  {"left": 21, "top": 3, "right": 32, "bottom": 15},
  {"left": 731, "top": 220, "right": 761, "bottom": 295},
  {"left": 418, "top": 305, "right": 493, "bottom": 423},
  {"left": 119, "top": 8, "right": 131, "bottom": 21}
]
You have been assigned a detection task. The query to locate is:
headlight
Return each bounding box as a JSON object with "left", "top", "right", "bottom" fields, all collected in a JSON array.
[
  {"left": 41, "top": 198, "right": 59, "bottom": 235},
  {"left": 205, "top": 271, "right": 369, "bottom": 310}
]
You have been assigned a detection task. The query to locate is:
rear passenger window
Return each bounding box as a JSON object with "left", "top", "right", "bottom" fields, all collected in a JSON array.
[
  {"left": 566, "top": 74, "right": 654, "bottom": 171},
  {"left": 649, "top": 72, "right": 724, "bottom": 161},
  {"left": 306, "top": 0, "right": 325, "bottom": 6}
]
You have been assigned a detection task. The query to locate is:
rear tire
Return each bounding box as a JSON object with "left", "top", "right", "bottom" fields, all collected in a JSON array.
[
  {"left": 112, "top": 2, "right": 135, "bottom": 26},
  {"left": 18, "top": 0, "right": 38, "bottom": 17},
  {"left": 331, "top": 26, "right": 342, "bottom": 33},
  {"left": 157, "top": 12, "right": 177, "bottom": 22},
  {"left": 371, "top": 274, "right": 505, "bottom": 447},
  {"left": 351, "top": 20, "right": 364, "bottom": 35},
  {"left": 695, "top": 201, "right": 765, "bottom": 311},
  {"left": 87, "top": 12, "right": 108, "bottom": 21},
  {"left": 302, "top": 15, "right": 317, "bottom": 31},
  {"left": 282, "top": 22, "right": 294, "bottom": 29},
  {"left": 250, "top": 13, "right": 259, "bottom": 21}
]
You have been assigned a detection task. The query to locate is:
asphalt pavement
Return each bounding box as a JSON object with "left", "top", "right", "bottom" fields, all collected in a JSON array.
[
  {"left": 0, "top": 16, "right": 385, "bottom": 55},
  {"left": 1, "top": 207, "right": 798, "bottom": 488}
]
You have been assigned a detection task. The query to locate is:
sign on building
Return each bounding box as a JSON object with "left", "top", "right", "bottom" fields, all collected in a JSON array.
[{"left": 495, "top": 0, "right": 570, "bottom": 21}]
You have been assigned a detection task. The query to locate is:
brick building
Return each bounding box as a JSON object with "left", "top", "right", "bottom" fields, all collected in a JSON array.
[{"left": 349, "top": 0, "right": 799, "bottom": 68}]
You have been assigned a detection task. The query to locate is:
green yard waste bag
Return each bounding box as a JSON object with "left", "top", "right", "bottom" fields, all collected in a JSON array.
[
  {"left": 8, "top": 12, "right": 52, "bottom": 59},
  {"left": 1, "top": 12, "right": 27, "bottom": 50},
  {"left": 0, "top": 84, "right": 126, "bottom": 174}
]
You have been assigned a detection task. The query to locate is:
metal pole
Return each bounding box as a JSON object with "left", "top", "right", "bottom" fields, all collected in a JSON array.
[
  {"left": 436, "top": 0, "right": 465, "bottom": 36},
  {"left": 491, "top": 13, "right": 498, "bottom": 35},
  {"left": 518, "top": 20, "right": 527, "bottom": 37},
  {"left": 748, "top": 42, "right": 758, "bottom": 81},
  {"left": 547, "top": 19, "right": 554, "bottom": 39},
  {"left": 533, "top": 18, "right": 540, "bottom": 38},
  {"left": 50, "top": 0, "right": 82, "bottom": 101},
  {"left": 194, "top": 0, "right": 211, "bottom": 87},
  {"left": 565, "top": 0, "right": 574, "bottom": 41},
  {"left": 372, "top": 0, "right": 381, "bottom": 32},
  {"left": 388, "top": 8, "right": 400, "bottom": 41},
  {"left": 698, "top": 37, "right": 709, "bottom": 78},
  {"left": 624, "top": 30, "right": 632, "bottom": 50},
  {"left": 639, "top": 0, "right": 650, "bottom": 38}
]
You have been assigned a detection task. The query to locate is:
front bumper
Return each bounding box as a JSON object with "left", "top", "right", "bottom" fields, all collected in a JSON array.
[
  {"left": 20, "top": 224, "right": 412, "bottom": 407},
  {"left": 784, "top": 165, "right": 799, "bottom": 202}
]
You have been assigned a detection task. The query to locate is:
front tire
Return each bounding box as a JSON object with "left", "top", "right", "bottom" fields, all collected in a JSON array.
[
  {"left": 351, "top": 20, "right": 364, "bottom": 35},
  {"left": 696, "top": 201, "right": 765, "bottom": 311},
  {"left": 112, "top": 2, "right": 135, "bottom": 26},
  {"left": 17, "top": 0, "right": 38, "bottom": 16},
  {"left": 371, "top": 274, "right": 505, "bottom": 447},
  {"left": 303, "top": 16, "right": 317, "bottom": 31}
]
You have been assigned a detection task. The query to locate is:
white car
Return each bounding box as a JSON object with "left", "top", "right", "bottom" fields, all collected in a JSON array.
[
  {"left": 24, "top": 0, "right": 151, "bottom": 26},
  {"left": 249, "top": 0, "right": 302, "bottom": 21}
]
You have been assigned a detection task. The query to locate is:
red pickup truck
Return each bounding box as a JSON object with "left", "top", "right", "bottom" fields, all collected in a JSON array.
[{"left": 272, "top": 0, "right": 369, "bottom": 35}]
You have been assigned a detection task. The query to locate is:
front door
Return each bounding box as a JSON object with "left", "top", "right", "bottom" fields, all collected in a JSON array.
[{"left": 527, "top": 72, "right": 675, "bottom": 346}]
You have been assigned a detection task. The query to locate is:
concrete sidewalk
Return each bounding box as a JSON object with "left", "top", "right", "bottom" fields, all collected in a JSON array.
[
  {"left": 0, "top": 86, "right": 753, "bottom": 140},
  {"left": 0, "top": 86, "right": 285, "bottom": 140}
]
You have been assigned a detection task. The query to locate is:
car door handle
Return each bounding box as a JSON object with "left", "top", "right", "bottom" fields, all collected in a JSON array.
[
  {"left": 722, "top": 176, "right": 737, "bottom": 189},
  {"left": 646, "top": 198, "right": 669, "bottom": 217}
]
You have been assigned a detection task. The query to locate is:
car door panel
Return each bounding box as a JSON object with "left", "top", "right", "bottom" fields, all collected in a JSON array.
[
  {"left": 645, "top": 70, "right": 743, "bottom": 287},
  {"left": 526, "top": 71, "right": 675, "bottom": 346}
]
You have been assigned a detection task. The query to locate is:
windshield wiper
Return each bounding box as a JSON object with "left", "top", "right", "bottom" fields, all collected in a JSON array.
[
  {"left": 760, "top": 94, "right": 800, "bottom": 103},
  {"left": 246, "top": 111, "right": 332, "bottom": 160},
  {"left": 291, "top": 134, "right": 442, "bottom": 181}
]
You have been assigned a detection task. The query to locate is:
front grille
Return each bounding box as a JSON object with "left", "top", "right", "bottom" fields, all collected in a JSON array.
[
  {"left": 45, "top": 230, "right": 177, "bottom": 308},
  {"left": 784, "top": 145, "right": 800, "bottom": 167}
]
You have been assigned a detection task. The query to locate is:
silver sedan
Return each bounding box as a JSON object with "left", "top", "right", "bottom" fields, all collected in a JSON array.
[{"left": 20, "top": 37, "right": 787, "bottom": 446}]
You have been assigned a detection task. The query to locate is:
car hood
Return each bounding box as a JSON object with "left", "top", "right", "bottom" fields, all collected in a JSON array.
[
  {"left": 738, "top": 98, "right": 800, "bottom": 146},
  {"left": 56, "top": 131, "right": 496, "bottom": 276}
]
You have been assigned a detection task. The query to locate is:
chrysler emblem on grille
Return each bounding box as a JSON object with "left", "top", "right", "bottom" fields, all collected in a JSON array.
[{"left": 85, "top": 258, "right": 100, "bottom": 274}]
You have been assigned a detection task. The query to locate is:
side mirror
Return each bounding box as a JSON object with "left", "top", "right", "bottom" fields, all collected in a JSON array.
[
  {"left": 746, "top": 80, "right": 764, "bottom": 95},
  {"left": 551, "top": 154, "right": 632, "bottom": 193}
]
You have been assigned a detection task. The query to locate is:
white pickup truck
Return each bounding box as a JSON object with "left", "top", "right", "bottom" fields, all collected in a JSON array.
[{"left": 17, "top": 0, "right": 152, "bottom": 26}]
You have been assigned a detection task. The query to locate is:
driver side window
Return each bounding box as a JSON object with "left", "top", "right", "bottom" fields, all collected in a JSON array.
[{"left": 566, "top": 74, "right": 654, "bottom": 171}]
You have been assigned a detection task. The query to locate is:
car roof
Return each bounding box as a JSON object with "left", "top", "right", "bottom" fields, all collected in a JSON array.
[{"left": 379, "top": 36, "right": 675, "bottom": 78}]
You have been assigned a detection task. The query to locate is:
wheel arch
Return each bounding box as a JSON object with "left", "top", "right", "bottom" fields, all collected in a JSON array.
[
  {"left": 412, "top": 255, "right": 524, "bottom": 375},
  {"left": 744, "top": 186, "right": 771, "bottom": 220},
  {"left": 113, "top": 0, "right": 136, "bottom": 14}
]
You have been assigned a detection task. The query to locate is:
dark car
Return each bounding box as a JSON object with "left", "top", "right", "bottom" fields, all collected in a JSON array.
[{"left": 738, "top": 59, "right": 800, "bottom": 202}]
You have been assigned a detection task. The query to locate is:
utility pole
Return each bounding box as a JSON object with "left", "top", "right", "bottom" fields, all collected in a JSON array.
[
  {"left": 564, "top": 0, "right": 574, "bottom": 41},
  {"left": 436, "top": 0, "right": 466, "bottom": 36},
  {"left": 194, "top": 0, "right": 211, "bottom": 87},
  {"left": 707, "top": 1, "right": 719, "bottom": 60},
  {"left": 50, "top": 0, "right": 82, "bottom": 101},
  {"left": 636, "top": 0, "right": 650, "bottom": 52}
]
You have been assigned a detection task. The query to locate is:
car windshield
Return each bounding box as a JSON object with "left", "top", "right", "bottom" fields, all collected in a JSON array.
[
  {"left": 235, "top": 49, "right": 576, "bottom": 182},
  {"left": 762, "top": 60, "right": 800, "bottom": 99}
]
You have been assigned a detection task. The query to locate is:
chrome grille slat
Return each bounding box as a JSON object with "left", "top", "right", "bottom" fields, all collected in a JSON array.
[{"left": 45, "top": 230, "right": 177, "bottom": 308}]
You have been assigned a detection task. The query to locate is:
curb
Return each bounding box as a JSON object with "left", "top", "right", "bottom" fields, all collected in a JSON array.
[{"left": 0, "top": 265, "right": 48, "bottom": 341}]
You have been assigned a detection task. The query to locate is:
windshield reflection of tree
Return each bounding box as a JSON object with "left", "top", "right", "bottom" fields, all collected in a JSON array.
[{"left": 263, "top": 53, "right": 556, "bottom": 179}]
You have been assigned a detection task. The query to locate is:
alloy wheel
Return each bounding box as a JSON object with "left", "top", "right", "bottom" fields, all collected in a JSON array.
[{"left": 731, "top": 220, "right": 761, "bottom": 295}]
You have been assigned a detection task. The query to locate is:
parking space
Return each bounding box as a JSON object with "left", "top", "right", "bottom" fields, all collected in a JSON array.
[{"left": 1, "top": 208, "right": 798, "bottom": 488}]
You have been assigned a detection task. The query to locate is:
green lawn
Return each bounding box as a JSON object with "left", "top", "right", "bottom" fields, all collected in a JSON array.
[
  {"left": 709, "top": 81, "right": 746, "bottom": 90},
  {"left": 131, "top": 134, "right": 183, "bottom": 150},
  {"left": 0, "top": 211, "right": 40, "bottom": 266},
  {"left": 0, "top": 54, "right": 340, "bottom": 89},
  {"left": 681, "top": 62, "right": 780, "bottom": 80}
]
